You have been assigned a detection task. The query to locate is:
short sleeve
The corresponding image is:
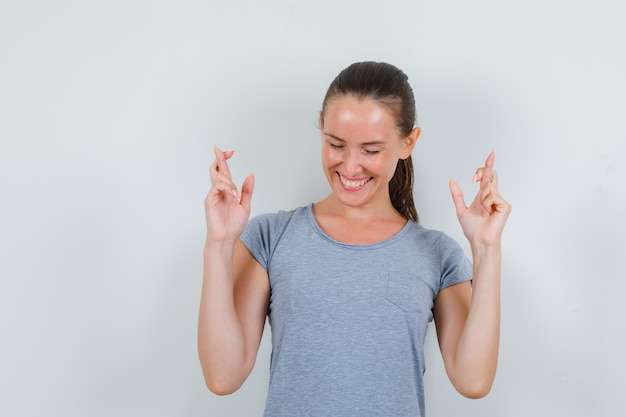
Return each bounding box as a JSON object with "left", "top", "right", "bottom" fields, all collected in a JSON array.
[
  {"left": 240, "top": 210, "right": 294, "bottom": 271},
  {"left": 438, "top": 232, "right": 473, "bottom": 291}
]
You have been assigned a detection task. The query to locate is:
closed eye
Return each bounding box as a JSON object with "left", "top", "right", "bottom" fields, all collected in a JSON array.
[{"left": 329, "top": 142, "right": 344, "bottom": 149}]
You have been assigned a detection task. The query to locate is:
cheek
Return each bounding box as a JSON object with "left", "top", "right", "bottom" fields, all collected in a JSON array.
[
  {"left": 375, "top": 156, "right": 401, "bottom": 179},
  {"left": 322, "top": 149, "right": 342, "bottom": 167}
]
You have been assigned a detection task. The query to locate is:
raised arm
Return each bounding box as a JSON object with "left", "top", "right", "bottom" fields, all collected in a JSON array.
[
  {"left": 198, "top": 146, "right": 270, "bottom": 395},
  {"left": 434, "top": 151, "right": 511, "bottom": 398}
]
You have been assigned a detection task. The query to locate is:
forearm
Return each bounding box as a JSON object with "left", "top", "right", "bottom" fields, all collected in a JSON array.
[
  {"left": 198, "top": 242, "right": 248, "bottom": 394},
  {"left": 452, "top": 245, "right": 501, "bottom": 397}
]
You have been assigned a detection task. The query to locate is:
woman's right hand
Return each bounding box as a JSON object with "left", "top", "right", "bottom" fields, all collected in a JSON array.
[{"left": 204, "top": 146, "right": 254, "bottom": 245}]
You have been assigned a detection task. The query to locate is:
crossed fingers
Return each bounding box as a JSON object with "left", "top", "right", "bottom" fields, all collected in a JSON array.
[
  {"left": 473, "top": 151, "right": 506, "bottom": 216},
  {"left": 210, "top": 146, "right": 239, "bottom": 200}
]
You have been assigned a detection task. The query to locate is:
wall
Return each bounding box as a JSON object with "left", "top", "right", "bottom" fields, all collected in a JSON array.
[{"left": 1, "top": 1, "right": 624, "bottom": 416}]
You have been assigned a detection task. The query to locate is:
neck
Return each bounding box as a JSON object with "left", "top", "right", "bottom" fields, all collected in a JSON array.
[{"left": 315, "top": 194, "right": 404, "bottom": 223}]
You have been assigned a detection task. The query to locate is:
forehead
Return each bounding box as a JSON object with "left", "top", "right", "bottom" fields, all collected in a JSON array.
[{"left": 323, "top": 96, "right": 399, "bottom": 140}]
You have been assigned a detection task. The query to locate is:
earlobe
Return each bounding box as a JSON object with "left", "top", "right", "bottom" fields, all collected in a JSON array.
[{"left": 400, "top": 127, "right": 421, "bottom": 159}]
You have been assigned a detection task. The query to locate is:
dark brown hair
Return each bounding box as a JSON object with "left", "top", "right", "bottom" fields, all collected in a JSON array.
[{"left": 320, "top": 61, "right": 419, "bottom": 222}]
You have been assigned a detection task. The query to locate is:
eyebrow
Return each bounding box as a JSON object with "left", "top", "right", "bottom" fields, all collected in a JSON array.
[{"left": 323, "top": 132, "right": 386, "bottom": 146}]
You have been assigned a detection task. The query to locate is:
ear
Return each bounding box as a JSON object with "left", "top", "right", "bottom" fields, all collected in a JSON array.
[{"left": 400, "top": 127, "right": 420, "bottom": 159}]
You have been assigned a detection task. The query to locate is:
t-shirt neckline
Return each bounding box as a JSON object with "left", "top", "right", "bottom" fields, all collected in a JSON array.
[{"left": 306, "top": 203, "right": 413, "bottom": 249}]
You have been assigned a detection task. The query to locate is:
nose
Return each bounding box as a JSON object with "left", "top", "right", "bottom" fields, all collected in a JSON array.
[{"left": 343, "top": 149, "right": 362, "bottom": 176}]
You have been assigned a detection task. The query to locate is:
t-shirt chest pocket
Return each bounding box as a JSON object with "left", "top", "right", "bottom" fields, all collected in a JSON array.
[{"left": 385, "top": 269, "right": 436, "bottom": 318}]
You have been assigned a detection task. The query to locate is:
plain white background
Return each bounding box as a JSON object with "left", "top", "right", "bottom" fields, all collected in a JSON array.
[{"left": 1, "top": 1, "right": 625, "bottom": 416}]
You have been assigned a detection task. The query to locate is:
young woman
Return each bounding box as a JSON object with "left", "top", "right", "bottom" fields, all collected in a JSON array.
[{"left": 198, "top": 61, "right": 511, "bottom": 417}]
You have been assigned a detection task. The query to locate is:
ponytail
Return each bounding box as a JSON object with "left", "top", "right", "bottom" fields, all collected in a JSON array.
[{"left": 389, "top": 156, "right": 418, "bottom": 223}]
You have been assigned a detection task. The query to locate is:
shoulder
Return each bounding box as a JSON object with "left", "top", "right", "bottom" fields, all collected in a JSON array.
[
  {"left": 403, "top": 221, "right": 457, "bottom": 248},
  {"left": 245, "top": 205, "right": 309, "bottom": 235},
  {"left": 412, "top": 224, "right": 472, "bottom": 288},
  {"left": 403, "top": 222, "right": 470, "bottom": 270},
  {"left": 240, "top": 205, "right": 310, "bottom": 268}
]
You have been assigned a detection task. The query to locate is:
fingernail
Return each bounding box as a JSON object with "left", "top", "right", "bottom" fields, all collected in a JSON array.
[{"left": 473, "top": 174, "right": 480, "bottom": 183}]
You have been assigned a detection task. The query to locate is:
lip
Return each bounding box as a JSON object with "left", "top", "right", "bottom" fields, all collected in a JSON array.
[{"left": 337, "top": 173, "right": 372, "bottom": 191}]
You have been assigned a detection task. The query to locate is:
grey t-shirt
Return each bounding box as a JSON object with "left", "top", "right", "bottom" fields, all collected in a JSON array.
[{"left": 240, "top": 204, "right": 472, "bottom": 417}]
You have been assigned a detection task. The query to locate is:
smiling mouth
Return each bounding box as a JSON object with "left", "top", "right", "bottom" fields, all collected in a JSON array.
[{"left": 338, "top": 173, "right": 372, "bottom": 190}]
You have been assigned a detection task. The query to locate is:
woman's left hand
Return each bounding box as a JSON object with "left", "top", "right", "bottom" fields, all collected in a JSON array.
[{"left": 449, "top": 151, "right": 511, "bottom": 248}]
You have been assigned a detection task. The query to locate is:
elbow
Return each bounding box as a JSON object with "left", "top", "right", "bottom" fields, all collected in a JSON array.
[
  {"left": 198, "top": 353, "right": 245, "bottom": 395},
  {"left": 204, "top": 374, "right": 242, "bottom": 396},
  {"left": 455, "top": 378, "right": 494, "bottom": 399},
  {"left": 198, "top": 353, "right": 249, "bottom": 395},
  {"left": 459, "top": 386, "right": 492, "bottom": 400},
  {"left": 448, "top": 360, "right": 497, "bottom": 399},
  {"left": 207, "top": 384, "right": 238, "bottom": 397}
]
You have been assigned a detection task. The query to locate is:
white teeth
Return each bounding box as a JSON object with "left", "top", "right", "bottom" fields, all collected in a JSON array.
[{"left": 340, "top": 176, "right": 369, "bottom": 188}]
